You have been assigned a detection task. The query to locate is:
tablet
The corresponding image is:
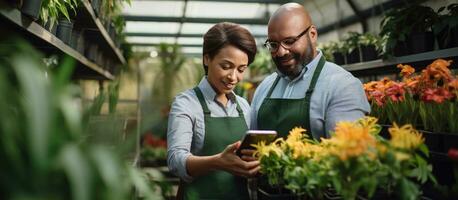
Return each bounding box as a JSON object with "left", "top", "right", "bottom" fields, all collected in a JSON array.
[{"left": 236, "top": 130, "right": 277, "bottom": 157}]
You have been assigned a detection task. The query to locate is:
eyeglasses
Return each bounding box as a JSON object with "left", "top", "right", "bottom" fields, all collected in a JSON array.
[{"left": 264, "top": 25, "right": 311, "bottom": 53}]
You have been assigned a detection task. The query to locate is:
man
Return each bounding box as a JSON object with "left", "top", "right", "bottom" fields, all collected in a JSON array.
[{"left": 250, "top": 3, "right": 370, "bottom": 139}]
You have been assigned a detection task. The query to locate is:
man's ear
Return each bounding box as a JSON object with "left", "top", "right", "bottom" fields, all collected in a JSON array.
[{"left": 309, "top": 25, "right": 318, "bottom": 44}]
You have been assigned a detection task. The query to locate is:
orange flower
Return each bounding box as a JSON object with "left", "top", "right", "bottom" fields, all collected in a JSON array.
[
  {"left": 403, "top": 76, "right": 420, "bottom": 93},
  {"left": 397, "top": 64, "right": 415, "bottom": 77},
  {"left": 385, "top": 82, "right": 406, "bottom": 102},
  {"left": 449, "top": 79, "right": 458, "bottom": 91},
  {"left": 422, "top": 88, "right": 454, "bottom": 103},
  {"left": 449, "top": 78, "right": 458, "bottom": 98},
  {"left": 421, "top": 59, "right": 453, "bottom": 86}
]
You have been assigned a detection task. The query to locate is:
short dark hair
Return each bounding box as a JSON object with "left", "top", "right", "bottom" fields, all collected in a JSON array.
[{"left": 202, "top": 22, "right": 257, "bottom": 74}]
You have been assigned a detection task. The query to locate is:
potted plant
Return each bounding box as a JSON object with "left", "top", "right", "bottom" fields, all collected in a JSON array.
[
  {"left": 364, "top": 59, "right": 458, "bottom": 156},
  {"left": 100, "top": 0, "right": 131, "bottom": 23},
  {"left": 434, "top": 3, "right": 458, "bottom": 49},
  {"left": 359, "top": 32, "right": 382, "bottom": 61},
  {"left": 318, "top": 42, "right": 335, "bottom": 63},
  {"left": 253, "top": 118, "right": 435, "bottom": 200},
  {"left": 39, "top": 0, "right": 78, "bottom": 43},
  {"left": 343, "top": 32, "right": 361, "bottom": 64},
  {"left": 380, "top": 4, "right": 438, "bottom": 57},
  {"left": 327, "top": 41, "right": 346, "bottom": 65},
  {"left": 20, "top": 0, "right": 42, "bottom": 20}
]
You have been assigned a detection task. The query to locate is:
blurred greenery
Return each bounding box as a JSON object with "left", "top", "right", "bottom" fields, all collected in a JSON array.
[
  {"left": 152, "top": 43, "right": 186, "bottom": 107},
  {"left": 249, "top": 48, "right": 275, "bottom": 78},
  {"left": 0, "top": 39, "right": 162, "bottom": 200}
]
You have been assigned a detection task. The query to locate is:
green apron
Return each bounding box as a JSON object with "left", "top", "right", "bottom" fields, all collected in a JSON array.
[
  {"left": 182, "top": 87, "right": 249, "bottom": 200},
  {"left": 257, "top": 56, "right": 326, "bottom": 138}
]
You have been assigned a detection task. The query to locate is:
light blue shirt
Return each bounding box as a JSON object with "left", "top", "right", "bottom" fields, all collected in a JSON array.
[
  {"left": 167, "top": 77, "right": 251, "bottom": 182},
  {"left": 250, "top": 50, "right": 370, "bottom": 139}
]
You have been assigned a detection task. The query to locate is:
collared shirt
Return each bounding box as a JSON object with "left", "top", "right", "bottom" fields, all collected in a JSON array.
[
  {"left": 167, "top": 77, "right": 251, "bottom": 182},
  {"left": 250, "top": 50, "right": 370, "bottom": 139}
]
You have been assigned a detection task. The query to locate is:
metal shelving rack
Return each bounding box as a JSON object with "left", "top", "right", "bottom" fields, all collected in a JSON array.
[
  {"left": 79, "top": 0, "right": 125, "bottom": 65},
  {"left": 0, "top": 0, "right": 126, "bottom": 80}
]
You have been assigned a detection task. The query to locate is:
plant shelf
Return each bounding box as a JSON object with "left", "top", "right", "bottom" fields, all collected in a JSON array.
[
  {"left": 0, "top": 8, "right": 115, "bottom": 80},
  {"left": 79, "top": 0, "right": 126, "bottom": 65},
  {"left": 343, "top": 47, "right": 458, "bottom": 78}
]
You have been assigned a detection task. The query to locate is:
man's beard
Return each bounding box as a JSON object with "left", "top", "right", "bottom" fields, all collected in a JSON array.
[{"left": 274, "top": 38, "right": 314, "bottom": 78}]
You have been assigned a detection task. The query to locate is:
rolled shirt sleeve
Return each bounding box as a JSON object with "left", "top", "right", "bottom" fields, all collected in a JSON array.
[{"left": 167, "top": 94, "right": 195, "bottom": 182}]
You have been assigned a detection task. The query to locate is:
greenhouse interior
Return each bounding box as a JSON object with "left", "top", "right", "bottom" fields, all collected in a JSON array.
[{"left": 1, "top": 0, "right": 458, "bottom": 199}]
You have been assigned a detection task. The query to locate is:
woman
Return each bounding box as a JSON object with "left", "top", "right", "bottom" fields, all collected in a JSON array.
[{"left": 167, "top": 22, "right": 259, "bottom": 200}]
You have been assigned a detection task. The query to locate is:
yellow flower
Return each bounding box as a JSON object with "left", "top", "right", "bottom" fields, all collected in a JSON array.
[
  {"left": 394, "top": 152, "right": 411, "bottom": 161},
  {"left": 285, "top": 127, "right": 307, "bottom": 148},
  {"left": 357, "top": 116, "right": 380, "bottom": 135},
  {"left": 242, "top": 82, "right": 253, "bottom": 90},
  {"left": 326, "top": 121, "right": 377, "bottom": 161},
  {"left": 389, "top": 123, "right": 424, "bottom": 150},
  {"left": 252, "top": 141, "right": 283, "bottom": 159}
]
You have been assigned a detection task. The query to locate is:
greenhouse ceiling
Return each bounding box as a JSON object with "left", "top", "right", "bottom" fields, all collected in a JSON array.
[{"left": 122, "top": 0, "right": 397, "bottom": 56}]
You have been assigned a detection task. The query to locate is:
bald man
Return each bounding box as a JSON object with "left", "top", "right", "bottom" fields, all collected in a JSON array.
[{"left": 250, "top": 3, "right": 370, "bottom": 139}]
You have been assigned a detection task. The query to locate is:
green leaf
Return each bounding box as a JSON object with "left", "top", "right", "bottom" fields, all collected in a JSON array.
[
  {"left": 13, "top": 55, "right": 51, "bottom": 171},
  {"left": 59, "top": 144, "right": 92, "bottom": 200}
]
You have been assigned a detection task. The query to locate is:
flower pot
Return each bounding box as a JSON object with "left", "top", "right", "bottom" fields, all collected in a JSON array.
[
  {"left": 428, "top": 151, "right": 456, "bottom": 188},
  {"left": 346, "top": 48, "right": 360, "bottom": 64},
  {"left": 258, "top": 187, "right": 297, "bottom": 200},
  {"left": 84, "top": 42, "right": 98, "bottom": 62},
  {"left": 421, "top": 131, "right": 458, "bottom": 153},
  {"left": 109, "top": 23, "right": 116, "bottom": 41},
  {"left": 70, "top": 29, "right": 85, "bottom": 54},
  {"left": 91, "top": 0, "right": 100, "bottom": 17},
  {"left": 407, "top": 31, "right": 435, "bottom": 54},
  {"left": 56, "top": 19, "right": 73, "bottom": 45},
  {"left": 393, "top": 41, "right": 409, "bottom": 57},
  {"left": 453, "top": 26, "right": 458, "bottom": 48},
  {"left": 422, "top": 131, "right": 443, "bottom": 152},
  {"left": 6, "top": 0, "right": 23, "bottom": 9},
  {"left": 96, "top": 51, "right": 104, "bottom": 66},
  {"left": 332, "top": 52, "right": 345, "bottom": 65},
  {"left": 20, "top": 0, "right": 42, "bottom": 21},
  {"left": 361, "top": 45, "right": 379, "bottom": 61},
  {"left": 436, "top": 26, "right": 458, "bottom": 49}
]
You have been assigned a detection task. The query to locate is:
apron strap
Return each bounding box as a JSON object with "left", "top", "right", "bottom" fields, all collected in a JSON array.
[
  {"left": 265, "top": 75, "right": 281, "bottom": 98},
  {"left": 194, "top": 87, "right": 244, "bottom": 117},
  {"left": 193, "top": 87, "right": 211, "bottom": 115},
  {"left": 235, "top": 99, "right": 244, "bottom": 117},
  {"left": 304, "top": 56, "right": 326, "bottom": 132}
]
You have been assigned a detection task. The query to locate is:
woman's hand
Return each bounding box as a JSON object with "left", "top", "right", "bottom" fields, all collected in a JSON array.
[
  {"left": 240, "top": 149, "right": 257, "bottom": 162},
  {"left": 216, "top": 141, "right": 260, "bottom": 177}
]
